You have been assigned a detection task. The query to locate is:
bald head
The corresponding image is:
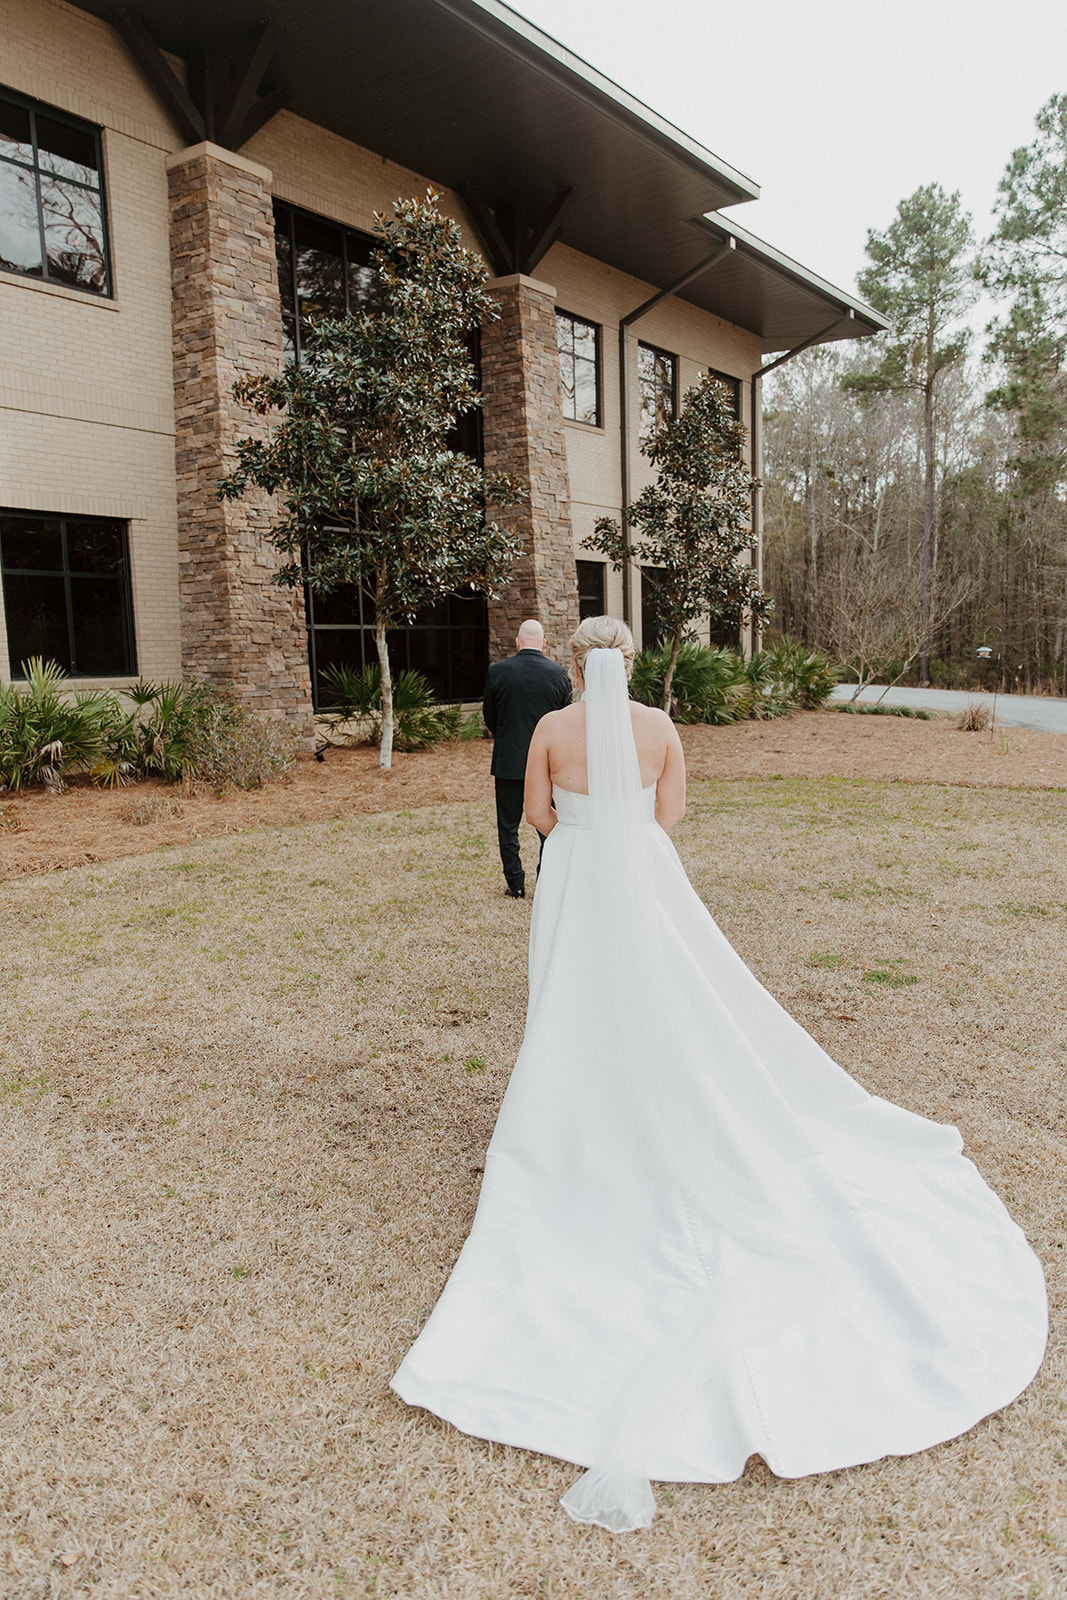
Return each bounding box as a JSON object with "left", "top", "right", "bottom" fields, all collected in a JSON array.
[{"left": 515, "top": 619, "right": 545, "bottom": 653}]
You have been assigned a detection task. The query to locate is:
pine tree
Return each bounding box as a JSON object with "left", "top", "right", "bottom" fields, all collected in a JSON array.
[{"left": 843, "top": 185, "right": 975, "bottom": 684}]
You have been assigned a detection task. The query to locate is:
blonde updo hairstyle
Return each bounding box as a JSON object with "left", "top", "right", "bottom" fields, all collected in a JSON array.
[{"left": 569, "top": 615, "right": 635, "bottom": 681}]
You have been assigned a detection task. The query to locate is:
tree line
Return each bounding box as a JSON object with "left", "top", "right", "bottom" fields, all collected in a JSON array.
[{"left": 763, "top": 93, "right": 1067, "bottom": 693}]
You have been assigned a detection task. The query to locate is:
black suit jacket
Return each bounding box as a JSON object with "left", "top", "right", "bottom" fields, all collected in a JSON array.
[{"left": 483, "top": 649, "right": 573, "bottom": 780}]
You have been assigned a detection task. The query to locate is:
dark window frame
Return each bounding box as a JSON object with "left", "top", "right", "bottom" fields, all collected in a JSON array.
[
  {"left": 273, "top": 198, "right": 377, "bottom": 365},
  {"left": 576, "top": 559, "right": 606, "bottom": 621},
  {"left": 708, "top": 367, "right": 742, "bottom": 420},
  {"left": 0, "top": 506, "right": 137, "bottom": 678},
  {"left": 637, "top": 341, "right": 678, "bottom": 441},
  {"left": 556, "top": 308, "right": 602, "bottom": 427},
  {"left": 0, "top": 85, "right": 112, "bottom": 297},
  {"left": 306, "top": 583, "right": 489, "bottom": 709},
  {"left": 273, "top": 200, "right": 490, "bottom": 708}
]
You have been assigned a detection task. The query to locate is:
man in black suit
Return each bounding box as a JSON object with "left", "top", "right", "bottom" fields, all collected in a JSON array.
[{"left": 483, "top": 619, "right": 572, "bottom": 898}]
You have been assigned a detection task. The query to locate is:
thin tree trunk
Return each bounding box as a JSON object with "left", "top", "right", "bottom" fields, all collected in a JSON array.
[
  {"left": 374, "top": 618, "right": 394, "bottom": 770},
  {"left": 919, "top": 372, "right": 936, "bottom": 685},
  {"left": 662, "top": 629, "right": 682, "bottom": 714}
]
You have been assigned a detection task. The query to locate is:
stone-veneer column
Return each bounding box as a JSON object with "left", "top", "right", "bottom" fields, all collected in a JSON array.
[
  {"left": 166, "top": 141, "right": 314, "bottom": 743},
  {"left": 481, "top": 274, "right": 580, "bottom": 665}
]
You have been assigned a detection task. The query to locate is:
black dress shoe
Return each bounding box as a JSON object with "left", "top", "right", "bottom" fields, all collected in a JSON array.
[{"left": 505, "top": 884, "right": 526, "bottom": 898}]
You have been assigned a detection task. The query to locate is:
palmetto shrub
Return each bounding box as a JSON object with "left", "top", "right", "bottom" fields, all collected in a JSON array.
[
  {"left": 631, "top": 637, "right": 841, "bottom": 725},
  {"left": 631, "top": 642, "right": 749, "bottom": 724},
  {"left": 0, "top": 658, "right": 111, "bottom": 791},
  {"left": 319, "top": 662, "right": 476, "bottom": 751},
  {"left": 759, "top": 638, "right": 841, "bottom": 708},
  {"left": 0, "top": 663, "right": 295, "bottom": 792}
]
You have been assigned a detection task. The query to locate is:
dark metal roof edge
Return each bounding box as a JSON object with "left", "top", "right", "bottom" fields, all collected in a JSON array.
[
  {"left": 693, "top": 213, "right": 890, "bottom": 335},
  {"left": 431, "top": 0, "right": 761, "bottom": 204}
]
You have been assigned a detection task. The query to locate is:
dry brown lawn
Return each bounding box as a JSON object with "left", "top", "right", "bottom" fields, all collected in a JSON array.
[
  {"left": 3, "top": 705, "right": 1067, "bottom": 884},
  {"left": 1, "top": 769, "right": 1064, "bottom": 1597}
]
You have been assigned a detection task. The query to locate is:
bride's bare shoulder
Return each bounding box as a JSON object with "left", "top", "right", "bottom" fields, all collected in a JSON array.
[{"left": 629, "top": 702, "right": 672, "bottom": 728}]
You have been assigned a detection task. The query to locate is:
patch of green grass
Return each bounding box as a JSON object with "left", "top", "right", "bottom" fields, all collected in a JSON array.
[
  {"left": 463, "top": 1056, "right": 487, "bottom": 1075},
  {"left": 0, "top": 1068, "right": 48, "bottom": 1102},
  {"left": 833, "top": 702, "right": 934, "bottom": 719},
  {"left": 863, "top": 958, "right": 919, "bottom": 988}
]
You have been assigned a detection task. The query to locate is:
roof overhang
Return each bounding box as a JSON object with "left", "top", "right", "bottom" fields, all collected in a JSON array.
[
  {"left": 679, "top": 215, "right": 889, "bottom": 354},
  {"left": 74, "top": 0, "right": 885, "bottom": 352}
]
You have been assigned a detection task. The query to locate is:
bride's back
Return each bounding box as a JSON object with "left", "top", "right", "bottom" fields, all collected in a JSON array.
[{"left": 542, "top": 700, "right": 674, "bottom": 794}]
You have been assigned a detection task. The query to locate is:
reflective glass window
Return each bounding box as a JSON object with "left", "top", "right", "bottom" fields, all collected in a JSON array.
[
  {"left": 0, "top": 89, "right": 110, "bottom": 294},
  {"left": 708, "top": 368, "right": 742, "bottom": 420},
  {"left": 576, "top": 559, "right": 605, "bottom": 621},
  {"left": 274, "top": 202, "right": 490, "bottom": 705},
  {"left": 556, "top": 309, "right": 601, "bottom": 426},
  {"left": 638, "top": 343, "right": 677, "bottom": 440},
  {"left": 0, "top": 160, "right": 43, "bottom": 275},
  {"left": 0, "top": 509, "right": 135, "bottom": 677},
  {"left": 273, "top": 200, "right": 380, "bottom": 365}
]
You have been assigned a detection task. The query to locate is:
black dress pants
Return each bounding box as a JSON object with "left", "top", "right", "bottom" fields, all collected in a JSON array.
[{"left": 494, "top": 778, "right": 545, "bottom": 892}]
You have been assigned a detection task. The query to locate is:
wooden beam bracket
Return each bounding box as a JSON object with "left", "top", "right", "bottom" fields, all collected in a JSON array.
[{"left": 110, "top": 6, "right": 206, "bottom": 145}]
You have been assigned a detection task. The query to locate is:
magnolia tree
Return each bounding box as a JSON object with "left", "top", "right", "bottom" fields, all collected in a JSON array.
[
  {"left": 218, "top": 193, "right": 524, "bottom": 768},
  {"left": 586, "top": 373, "right": 769, "bottom": 711}
]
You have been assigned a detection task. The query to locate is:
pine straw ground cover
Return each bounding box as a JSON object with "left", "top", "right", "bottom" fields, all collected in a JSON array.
[{"left": 0, "top": 779, "right": 1064, "bottom": 1599}]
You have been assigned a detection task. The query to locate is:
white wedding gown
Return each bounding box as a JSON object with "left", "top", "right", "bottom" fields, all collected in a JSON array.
[{"left": 391, "top": 648, "right": 1047, "bottom": 1531}]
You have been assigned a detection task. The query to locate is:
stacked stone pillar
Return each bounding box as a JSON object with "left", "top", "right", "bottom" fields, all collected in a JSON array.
[
  {"left": 166, "top": 142, "right": 315, "bottom": 743},
  {"left": 480, "top": 274, "right": 580, "bottom": 666}
]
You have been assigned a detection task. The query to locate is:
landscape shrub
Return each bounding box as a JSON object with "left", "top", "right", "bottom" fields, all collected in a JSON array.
[
  {"left": 631, "top": 638, "right": 840, "bottom": 724},
  {"left": 0, "top": 658, "right": 112, "bottom": 791},
  {"left": 834, "top": 702, "right": 933, "bottom": 719},
  {"left": 955, "top": 701, "right": 991, "bottom": 732},
  {"left": 319, "top": 662, "right": 476, "bottom": 751},
  {"left": 631, "top": 642, "right": 749, "bottom": 724},
  {"left": 759, "top": 638, "right": 841, "bottom": 708},
  {"left": 178, "top": 683, "right": 296, "bottom": 789},
  {"left": 0, "top": 661, "right": 295, "bottom": 792}
]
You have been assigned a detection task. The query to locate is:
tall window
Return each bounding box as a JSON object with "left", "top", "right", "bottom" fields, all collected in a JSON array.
[
  {"left": 708, "top": 368, "right": 742, "bottom": 420},
  {"left": 1, "top": 509, "right": 135, "bottom": 677},
  {"left": 308, "top": 585, "right": 488, "bottom": 708},
  {"left": 274, "top": 200, "right": 489, "bottom": 706},
  {"left": 641, "top": 566, "right": 669, "bottom": 649},
  {"left": 274, "top": 199, "right": 482, "bottom": 460},
  {"left": 638, "top": 343, "right": 677, "bottom": 440},
  {"left": 556, "top": 309, "right": 601, "bottom": 426},
  {"left": 576, "top": 559, "right": 606, "bottom": 621},
  {"left": 273, "top": 199, "right": 377, "bottom": 364},
  {"left": 0, "top": 89, "right": 110, "bottom": 295}
]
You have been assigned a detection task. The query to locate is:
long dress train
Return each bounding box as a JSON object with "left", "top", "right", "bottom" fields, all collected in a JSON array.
[{"left": 391, "top": 647, "right": 1047, "bottom": 1532}]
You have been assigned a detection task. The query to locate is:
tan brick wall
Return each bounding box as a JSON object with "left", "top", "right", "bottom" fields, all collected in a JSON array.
[
  {"left": 239, "top": 117, "right": 766, "bottom": 655},
  {"left": 0, "top": 8, "right": 767, "bottom": 686},
  {"left": 245, "top": 111, "right": 484, "bottom": 255},
  {"left": 543, "top": 242, "right": 764, "bottom": 649},
  {"left": 0, "top": 0, "right": 183, "bottom": 687}
]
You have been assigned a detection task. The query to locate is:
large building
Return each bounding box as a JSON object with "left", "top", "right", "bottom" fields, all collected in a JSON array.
[{"left": 0, "top": 0, "right": 885, "bottom": 738}]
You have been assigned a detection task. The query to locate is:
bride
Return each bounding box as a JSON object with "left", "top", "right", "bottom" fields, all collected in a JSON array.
[{"left": 391, "top": 615, "right": 1048, "bottom": 1532}]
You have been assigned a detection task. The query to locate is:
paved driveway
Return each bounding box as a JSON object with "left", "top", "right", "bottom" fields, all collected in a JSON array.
[{"left": 829, "top": 683, "right": 1067, "bottom": 733}]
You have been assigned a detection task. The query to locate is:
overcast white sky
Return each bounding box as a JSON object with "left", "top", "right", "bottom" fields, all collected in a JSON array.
[{"left": 515, "top": 0, "right": 1067, "bottom": 314}]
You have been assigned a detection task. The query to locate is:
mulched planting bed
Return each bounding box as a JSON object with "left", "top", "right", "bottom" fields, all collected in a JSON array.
[{"left": 2, "top": 708, "right": 1066, "bottom": 883}]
